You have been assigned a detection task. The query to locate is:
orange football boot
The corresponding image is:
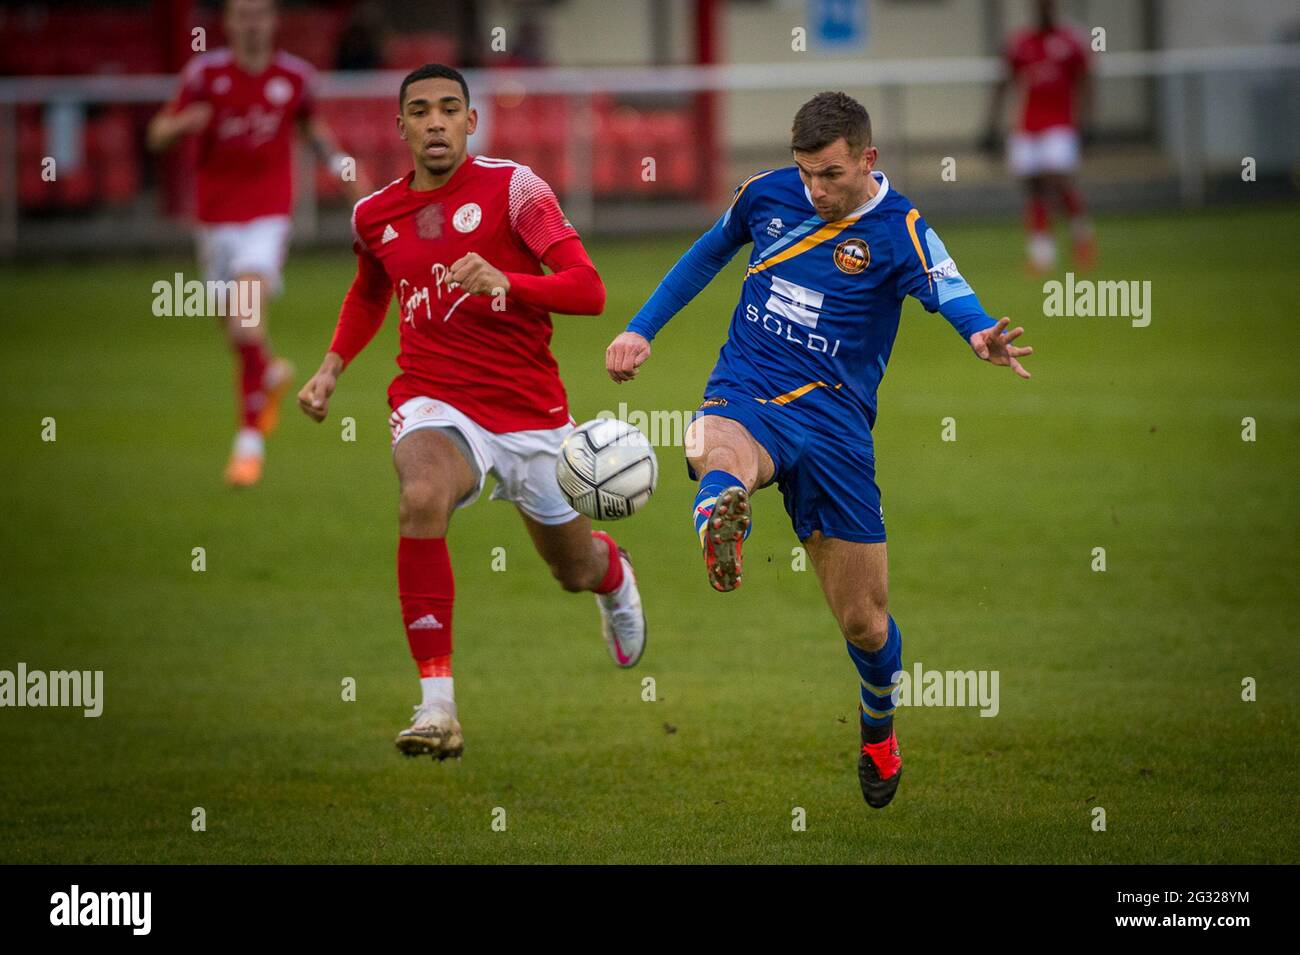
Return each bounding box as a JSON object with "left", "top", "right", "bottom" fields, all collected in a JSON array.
[
  {"left": 256, "top": 358, "right": 295, "bottom": 436},
  {"left": 224, "top": 452, "right": 263, "bottom": 487}
]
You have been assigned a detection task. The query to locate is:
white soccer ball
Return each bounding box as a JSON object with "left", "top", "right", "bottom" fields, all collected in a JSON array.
[{"left": 556, "top": 418, "right": 658, "bottom": 521}]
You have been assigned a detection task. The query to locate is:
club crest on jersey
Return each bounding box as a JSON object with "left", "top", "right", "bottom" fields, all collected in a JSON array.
[
  {"left": 264, "top": 76, "right": 293, "bottom": 106},
  {"left": 766, "top": 217, "right": 785, "bottom": 238},
  {"left": 833, "top": 238, "right": 870, "bottom": 274},
  {"left": 453, "top": 203, "right": 482, "bottom": 233}
]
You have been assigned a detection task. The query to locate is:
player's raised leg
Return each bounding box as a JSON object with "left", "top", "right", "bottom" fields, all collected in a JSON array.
[
  {"left": 684, "top": 414, "right": 774, "bottom": 592},
  {"left": 392, "top": 427, "right": 478, "bottom": 759},
  {"left": 804, "top": 532, "right": 904, "bottom": 808},
  {"left": 519, "top": 512, "right": 646, "bottom": 668}
]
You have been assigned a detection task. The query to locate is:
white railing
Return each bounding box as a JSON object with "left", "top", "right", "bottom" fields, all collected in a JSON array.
[{"left": 2, "top": 43, "right": 1298, "bottom": 255}]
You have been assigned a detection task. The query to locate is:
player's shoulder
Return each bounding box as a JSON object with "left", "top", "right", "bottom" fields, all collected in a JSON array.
[
  {"left": 735, "top": 166, "right": 795, "bottom": 199},
  {"left": 864, "top": 174, "right": 929, "bottom": 258},
  {"left": 179, "top": 48, "right": 233, "bottom": 84},
  {"left": 271, "top": 50, "right": 320, "bottom": 84},
  {"left": 472, "top": 155, "right": 553, "bottom": 193},
  {"left": 351, "top": 175, "right": 411, "bottom": 232},
  {"left": 471, "top": 156, "right": 566, "bottom": 222},
  {"left": 866, "top": 172, "right": 914, "bottom": 221},
  {"left": 726, "top": 167, "right": 800, "bottom": 220},
  {"left": 1005, "top": 27, "right": 1036, "bottom": 57},
  {"left": 1055, "top": 20, "right": 1092, "bottom": 56}
]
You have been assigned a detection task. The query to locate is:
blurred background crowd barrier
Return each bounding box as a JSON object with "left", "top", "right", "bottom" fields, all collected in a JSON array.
[{"left": 1, "top": 0, "right": 1298, "bottom": 257}]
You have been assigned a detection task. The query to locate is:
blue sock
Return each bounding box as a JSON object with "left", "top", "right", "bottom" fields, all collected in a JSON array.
[
  {"left": 846, "top": 615, "right": 903, "bottom": 729},
  {"left": 693, "top": 469, "right": 751, "bottom": 547}
]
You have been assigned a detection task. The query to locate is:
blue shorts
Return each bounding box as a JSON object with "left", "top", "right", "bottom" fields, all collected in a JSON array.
[{"left": 687, "top": 393, "right": 886, "bottom": 544}]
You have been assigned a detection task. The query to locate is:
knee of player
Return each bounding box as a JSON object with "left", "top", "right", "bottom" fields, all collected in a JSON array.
[
  {"left": 398, "top": 479, "right": 455, "bottom": 526},
  {"left": 843, "top": 610, "right": 889, "bottom": 653},
  {"left": 687, "top": 446, "right": 738, "bottom": 480}
]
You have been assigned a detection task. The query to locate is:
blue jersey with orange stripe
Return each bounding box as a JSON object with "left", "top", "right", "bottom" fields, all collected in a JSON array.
[{"left": 627, "top": 167, "right": 997, "bottom": 433}]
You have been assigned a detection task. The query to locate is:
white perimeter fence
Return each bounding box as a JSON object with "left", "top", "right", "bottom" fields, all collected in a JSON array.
[{"left": 1, "top": 43, "right": 1298, "bottom": 256}]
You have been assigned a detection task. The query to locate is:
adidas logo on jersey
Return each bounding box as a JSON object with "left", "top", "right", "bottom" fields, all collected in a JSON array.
[
  {"left": 408, "top": 613, "right": 443, "bottom": 630},
  {"left": 382, "top": 223, "right": 399, "bottom": 244}
]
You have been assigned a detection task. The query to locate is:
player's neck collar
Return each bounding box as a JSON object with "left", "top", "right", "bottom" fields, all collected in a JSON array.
[{"left": 407, "top": 153, "right": 474, "bottom": 194}]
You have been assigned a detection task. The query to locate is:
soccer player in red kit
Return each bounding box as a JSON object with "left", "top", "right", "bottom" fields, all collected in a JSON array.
[
  {"left": 984, "top": 0, "right": 1095, "bottom": 273},
  {"left": 297, "top": 64, "right": 647, "bottom": 759},
  {"left": 147, "top": 0, "right": 369, "bottom": 486}
]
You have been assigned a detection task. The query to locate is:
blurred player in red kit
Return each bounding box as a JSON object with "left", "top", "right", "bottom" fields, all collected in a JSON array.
[
  {"left": 297, "top": 64, "right": 647, "bottom": 758},
  {"left": 147, "top": 0, "right": 369, "bottom": 485},
  {"left": 984, "top": 0, "right": 1095, "bottom": 273}
]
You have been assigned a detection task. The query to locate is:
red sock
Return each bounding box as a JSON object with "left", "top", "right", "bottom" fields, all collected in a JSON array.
[
  {"left": 234, "top": 341, "right": 269, "bottom": 430},
  {"left": 417, "top": 654, "right": 452, "bottom": 678},
  {"left": 591, "top": 530, "right": 624, "bottom": 595},
  {"left": 1025, "top": 194, "right": 1049, "bottom": 234},
  {"left": 398, "top": 536, "right": 455, "bottom": 666},
  {"left": 1059, "top": 183, "right": 1085, "bottom": 218}
]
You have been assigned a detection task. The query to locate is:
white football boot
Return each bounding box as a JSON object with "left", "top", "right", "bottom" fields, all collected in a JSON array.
[
  {"left": 596, "top": 547, "right": 646, "bottom": 668},
  {"left": 395, "top": 701, "right": 464, "bottom": 760}
]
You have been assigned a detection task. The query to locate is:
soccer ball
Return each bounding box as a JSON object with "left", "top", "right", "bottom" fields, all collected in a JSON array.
[{"left": 556, "top": 418, "right": 658, "bottom": 521}]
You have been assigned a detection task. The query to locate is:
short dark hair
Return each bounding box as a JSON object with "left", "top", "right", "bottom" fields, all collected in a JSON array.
[
  {"left": 790, "top": 91, "right": 872, "bottom": 154},
  {"left": 399, "top": 64, "right": 470, "bottom": 109}
]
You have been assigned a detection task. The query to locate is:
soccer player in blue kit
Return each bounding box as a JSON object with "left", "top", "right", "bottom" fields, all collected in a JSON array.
[{"left": 605, "top": 92, "right": 1033, "bottom": 808}]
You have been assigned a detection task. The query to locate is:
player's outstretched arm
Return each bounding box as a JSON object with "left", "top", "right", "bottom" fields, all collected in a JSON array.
[
  {"left": 895, "top": 211, "right": 1030, "bottom": 377},
  {"left": 145, "top": 102, "right": 211, "bottom": 153},
  {"left": 299, "top": 249, "right": 393, "bottom": 422},
  {"left": 605, "top": 213, "right": 746, "bottom": 382},
  {"left": 298, "top": 115, "right": 373, "bottom": 203},
  {"left": 968, "top": 316, "right": 1033, "bottom": 379}
]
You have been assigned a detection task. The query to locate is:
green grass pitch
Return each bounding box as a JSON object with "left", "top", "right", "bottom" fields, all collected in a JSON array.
[{"left": 1, "top": 204, "right": 1297, "bottom": 863}]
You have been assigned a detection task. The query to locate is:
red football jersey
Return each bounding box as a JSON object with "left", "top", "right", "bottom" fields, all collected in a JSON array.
[
  {"left": 351, "top": 155, "right": 581, "bottom": 433},
  {"left": 172, "top": 48, "right": 316, "bottom": 223},
  {"left": 1005, "top": 24, "right": 1090, "bottom": 132}
]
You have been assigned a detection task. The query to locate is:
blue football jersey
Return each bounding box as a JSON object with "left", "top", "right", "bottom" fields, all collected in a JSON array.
[{"left": 629, "top": 167, "right": 995, "bottom": 434}]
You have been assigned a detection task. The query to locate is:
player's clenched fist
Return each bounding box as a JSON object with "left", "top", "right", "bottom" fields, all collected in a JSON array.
[
  {"left": 605, "top": 331, "right": 651, "bottom": 383},
  {"left": 298, "top": 355, "right": 342, "bottom": 422},
  {"left": 448, "top": 252, "right": 509, "bottom": 296}
]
